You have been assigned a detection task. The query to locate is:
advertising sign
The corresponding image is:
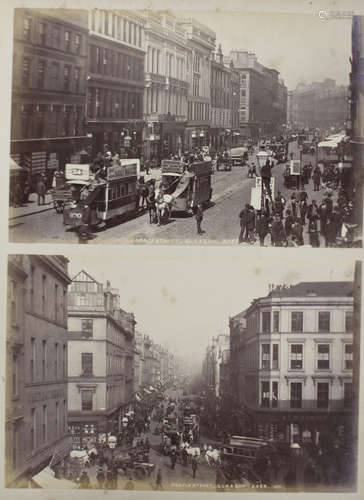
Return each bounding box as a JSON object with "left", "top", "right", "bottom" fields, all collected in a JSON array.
[
  {"left": 107, "top": 163, "right": 137, "bottom": 181},
  {"left": 121, "top": 158, "right": 140, "bottom": 176},
  {"left": 65, "top": 163, "right": 90, "bottom": 181},
  {"left": 290, "top": 160, "right": 301, "bottom": 175}
]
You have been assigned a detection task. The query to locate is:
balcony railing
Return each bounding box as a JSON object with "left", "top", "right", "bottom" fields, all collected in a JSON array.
[{"left": 145, "top": 72, "right": 166, "bottom": 85}]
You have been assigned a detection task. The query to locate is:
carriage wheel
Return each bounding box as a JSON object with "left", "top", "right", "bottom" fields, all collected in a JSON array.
[{"left": 134, "top": 467, "right": 146, "bottom": 480}]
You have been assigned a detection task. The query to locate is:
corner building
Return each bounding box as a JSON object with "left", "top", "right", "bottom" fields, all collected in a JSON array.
[
  {"left": 67, "top": 271, "right": 136, "bottom": 449},
  {"left": 231, "top": 282, "right": 354, "bottom": 446}
]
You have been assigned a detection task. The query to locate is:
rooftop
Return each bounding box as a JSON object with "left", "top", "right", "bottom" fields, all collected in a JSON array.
[{"left": 267, "top": 281, "right": 353, "bottom": 298}]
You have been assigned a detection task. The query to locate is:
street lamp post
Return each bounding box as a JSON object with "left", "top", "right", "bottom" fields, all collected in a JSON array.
[{"left": 256, "top": 150, "right": 270, "bottom": 211}]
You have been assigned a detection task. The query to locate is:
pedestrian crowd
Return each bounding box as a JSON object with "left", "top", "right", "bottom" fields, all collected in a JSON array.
[{"left": 239, "top": 161, "right": 357, "bottom": 247}]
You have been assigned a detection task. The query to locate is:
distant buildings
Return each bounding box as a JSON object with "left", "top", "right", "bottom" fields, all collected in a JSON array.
[
  {"left": 226, "top": 282, "right": 354, "bottom": 445},
  {"left": 202, "top": 334, "right": 230, "bottom": 397},
  {"left": 210, "top": 46, "right": 240, "bottom": 151},
  {"left": 67, "top": 270, "right": 136, "bottom": 449},
  {"left": 228, "top": 50, "right": 288, "bottom": 139},
  {"left": 6, "top": 255, "right": 71, "bottom": 486},
  {"left": 291, "top": 79, "right": 349, "bottom": 130}
]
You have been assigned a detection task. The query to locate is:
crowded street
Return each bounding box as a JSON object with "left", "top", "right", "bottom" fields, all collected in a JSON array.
[{"left": 9, "top": 139, "right": 357, "bottom": 246}]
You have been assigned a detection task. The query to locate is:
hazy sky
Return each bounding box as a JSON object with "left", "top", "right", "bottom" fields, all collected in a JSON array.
[
  {"left": 67, "top": 252, "right": 354, "bottom": 372},
  {"left": 185, "top": 10, "right": 352, "bottom": 90}
]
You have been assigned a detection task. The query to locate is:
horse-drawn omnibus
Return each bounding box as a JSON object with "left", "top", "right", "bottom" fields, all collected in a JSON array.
[
  {"left": 63, "top": 162, "right": 138, "bottom": 231},
  {"left": 221, "top": 436, "right": 268, "bottom": 466},
  {"left": 160, "top": 160, "right": 212, "bottom": 214}
]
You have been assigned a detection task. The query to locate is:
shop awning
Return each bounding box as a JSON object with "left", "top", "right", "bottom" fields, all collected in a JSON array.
[
  {"left": 318, "top": 134, "right": 346, "bottom": 148},
  {"left": 32, "top": 467, "right": 76, "bottom": 489}
]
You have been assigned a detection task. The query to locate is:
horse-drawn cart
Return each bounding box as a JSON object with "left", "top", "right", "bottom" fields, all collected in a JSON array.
[{"left": 112, "top": 452, "right": 155, "bottom": 479}]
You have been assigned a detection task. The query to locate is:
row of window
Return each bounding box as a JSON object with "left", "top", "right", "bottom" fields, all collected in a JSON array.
[
  {"left": 80, "top": 352, "right": 125, "bottom": 379},
  {"left": 188, "top": 101, "right": 210, "bottom": 122},
  {"left": 91, "top": 10, "right": 143, "bottom": 48},
  {"left": 260, "top": 310, "right": 353, "bottom": 333},
  {"left": 29, "top": 266, "right": 67, "bottom": 324},
  {"left": 20, "top": 56, "right": 82, "bottom": 92},
  {"left": 87, "top": 87, "right": 143, "bottom": 120},
  {"left": 211, "top": 68, "right": 230, "bottom": 88},
  {"left": 30, "top": 400, "right": 67, "bottom": 452},
  {"left": 260, "top": 380, "right": 353, "bottom": 409},
  {"left": 108, "top": 181, "right": 136, "bottom": 200},
  {"left": 16, "top": 105, "right": 84, "bottom": 140},
  {"left": 145, "top": 86, "right": 186, "bottom": 117},
  {"left": 21, "top": 16, "right": 82, "bottom": 54},
  {"left": 90, "top": 46, "right": 143, "bottom": 81},
  {"left": 29, "top": 338, "right": 67, "bottom": 383},
  {"left": 260, "top": 342, "right": 353, "bottom": 371},
  {"left": 147, "top": 47, "right": 186, "bottom": 81},
  {"left": 211, "top": 109, "right": 230, "bottom": 128},
  {"left": 211, "top": 88, "right": 231, "bottom": 109},
  {"left": 68, "top": 291, "right": 104, "bottom": 309}
]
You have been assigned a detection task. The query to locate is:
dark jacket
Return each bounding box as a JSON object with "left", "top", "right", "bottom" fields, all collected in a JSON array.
[
  {"left": 284, "top": 215, "right": 295, "bottom": 236},
  {"left": 256, "top": 215, "right": 270, "bottom": 237},
  {"left": 271, "top": 221, "right": 286, "bottom": 244}
]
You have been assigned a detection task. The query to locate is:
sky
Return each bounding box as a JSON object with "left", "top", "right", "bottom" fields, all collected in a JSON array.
[
  {"left": 67, "top": 252, "right": 355, "bottom": 373},
  {"left": 184, "top": 10, "right": 352, "bottom": 90}
]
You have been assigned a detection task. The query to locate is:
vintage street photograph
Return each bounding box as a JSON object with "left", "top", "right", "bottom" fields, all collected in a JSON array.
[
  {"left": 7, "top": 7, "right": 364, "bottom": 246},
  {"left": 5, "top": 254, "right": 360, "bottom": 492}
]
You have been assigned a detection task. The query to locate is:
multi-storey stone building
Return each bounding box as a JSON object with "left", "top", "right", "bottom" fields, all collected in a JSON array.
[
  {"left": 293, "top": 79, "right": 348, "bottom": 130},
  {"left": 228, "top": 50, "right": 287, "bottom": 139},
  {"left": 86, "top": 9, "right": 145, "bottom": 156},
  {"left": 177, "top": 17, "right": 215, "bottom": 150},
  {"left": 6, "top": 255, "right": 71, "bottom": 486},
  {"left": 142, "top": 10, "right": 189, "bottom": 160},
  {"left": 228, "top": 282, "right": 354, "bottom": 446},
  {"left": 11, "top": 9, "right": 88, "bottom": 186},
  {"left": 67, "top": 271, "right": 135, "bottom": 449},
  {"left": 349, "top": 16, "right": 364, "bottom": 233}
]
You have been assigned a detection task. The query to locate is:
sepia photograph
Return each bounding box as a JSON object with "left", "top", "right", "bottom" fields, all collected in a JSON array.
[
  {"left": 6, "top": 6, "right": 364, "bottom": 246},
  {"left": 5, "top": 253, "right": 361, "bottom": 492}
]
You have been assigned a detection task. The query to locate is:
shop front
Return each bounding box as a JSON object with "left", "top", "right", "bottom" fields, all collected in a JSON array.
[
  {"left": 68, "top": 408, "right": 121, "bottom": 450},
  {"left": 86, "top": 120, "right": 143, "bottom": 159},
  {"left": 185, "top": 126, "right": 210, "bottom": 151},
  {"left": 10, "top": 136, "right": 89, "bottom": 189},
  {"left": 160, "top": 120, "right": 186, "bottom": 159},
  {"left": 251, "top": 408, "right": 353, "bottom": 446}
]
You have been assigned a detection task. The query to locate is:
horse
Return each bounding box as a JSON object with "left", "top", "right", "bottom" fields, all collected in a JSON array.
[
  {"left": 70, "top": 449, "right": 91, "bottom": 467},
  {"left": 155, "top": 190, "right": 173, "bottom": 225},
  {"left": 180, "top": 443, "right": 201, "bottom": 460},
  {"left": 205, "top": 448, "right": 221, "bottom": 467}
]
